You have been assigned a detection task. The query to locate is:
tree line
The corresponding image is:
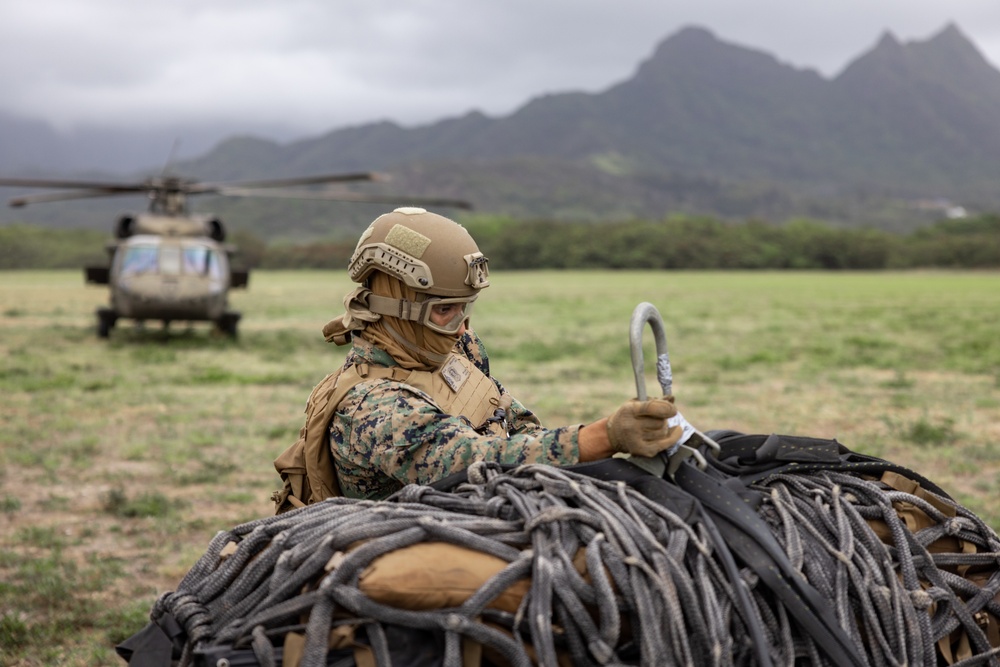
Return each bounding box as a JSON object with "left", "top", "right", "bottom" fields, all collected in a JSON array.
[
  {"left": 257, "top": 214, "right": 1000, "bottom": 271},
  {"left": 2, "top": 213, "right": 998, "bottom": 271}
]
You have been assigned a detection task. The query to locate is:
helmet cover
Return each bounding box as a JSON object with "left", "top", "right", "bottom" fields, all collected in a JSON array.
[{"left": 348, "top": 207, "right": 489, "bottom": 298}]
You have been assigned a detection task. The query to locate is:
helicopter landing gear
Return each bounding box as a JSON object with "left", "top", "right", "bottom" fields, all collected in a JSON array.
[
  {"left": 97, "top": 308, "right": 118, "bottom": 338},
  {"left": 217, "top": 311, "right": 241, "bottom": 338}
]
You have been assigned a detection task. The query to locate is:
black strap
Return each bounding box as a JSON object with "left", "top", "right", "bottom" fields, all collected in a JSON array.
[
  {"left": 707, "top": 431, "right": 953, "bottom": 499},
  {"left": 115, "top": 613, "right": 184, "bottom": 666},
  {"left": 673, "top": 462, "right": 868, "bottom": 667}
]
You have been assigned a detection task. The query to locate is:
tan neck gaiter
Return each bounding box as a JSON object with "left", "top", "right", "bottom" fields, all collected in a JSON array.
[{"left": 327, "top": 272, "right": 460, "bottom": 371}]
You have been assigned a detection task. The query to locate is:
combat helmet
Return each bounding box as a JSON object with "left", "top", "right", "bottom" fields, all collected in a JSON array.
[{"left": 348, "top": 207, "right": 489, "bottom": 334}]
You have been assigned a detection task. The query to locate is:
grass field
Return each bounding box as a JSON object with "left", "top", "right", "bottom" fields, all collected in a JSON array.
[{"left": 1, "top": 268, "right": 999, "bottom": 665}]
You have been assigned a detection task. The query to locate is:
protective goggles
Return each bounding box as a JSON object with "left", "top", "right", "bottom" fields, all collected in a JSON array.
[{"left": 366, "top": 294, "right": 477, "bottom": 335}]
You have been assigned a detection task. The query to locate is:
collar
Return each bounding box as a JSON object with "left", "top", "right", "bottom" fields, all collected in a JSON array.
[{"left": 351, "top": 334, "right": 399, "bottom": 367}]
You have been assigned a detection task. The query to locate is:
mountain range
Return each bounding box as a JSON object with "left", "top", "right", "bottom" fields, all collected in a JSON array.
[{"left": 2, "top": 23, "right": 999, "bottom": 238}]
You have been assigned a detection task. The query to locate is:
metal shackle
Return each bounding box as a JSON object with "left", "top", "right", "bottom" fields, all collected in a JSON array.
[
  {"left": 627, "top": 301, "right": 720, "bottom": 474},
  {"left": 630, "top": 301, "right": 673, "bottom": 401}
]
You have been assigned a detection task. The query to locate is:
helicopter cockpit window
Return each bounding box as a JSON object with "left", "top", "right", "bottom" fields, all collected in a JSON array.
[
  {"left": 182, "top": 246, "right": 223, "bottom": 279},
  {"left": 206, "top": 250, "right": 222, "bottom": 279},
  {"left": 159, "top": 246, "right": 182, "bottom": 276},
  {"left": 120, "top": 246, "right": 159, "bottom": 276}
]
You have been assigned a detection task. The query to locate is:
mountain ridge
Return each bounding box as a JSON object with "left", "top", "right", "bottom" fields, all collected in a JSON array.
[
  {"left": 2, "top": 23, "right": 998, "bottom": 236},
  {"left": 176, "top": 23, "right": 1000, "bottom": 195}
]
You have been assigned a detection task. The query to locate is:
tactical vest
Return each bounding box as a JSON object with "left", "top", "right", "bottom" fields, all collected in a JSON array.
[{"left": 271, "top": 353, "right": 503, "bottom": 514}]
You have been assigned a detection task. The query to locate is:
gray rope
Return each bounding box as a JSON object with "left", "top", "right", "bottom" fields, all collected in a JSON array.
[
  {"left": 151, "top": 461, "right": 1000, "bottom": 667},
  {"left": 756, "top": 470, "right": 1000, "bottom": 667}
]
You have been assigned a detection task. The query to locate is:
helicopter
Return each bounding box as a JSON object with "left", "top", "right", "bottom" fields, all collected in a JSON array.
[{"left": 0, "top": 172, "right": 471, "bottom": 338}]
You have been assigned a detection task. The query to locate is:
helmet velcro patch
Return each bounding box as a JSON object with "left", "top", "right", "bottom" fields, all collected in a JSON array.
[{"left": 385, "top": 224, "right": 432, "bottom": 259}]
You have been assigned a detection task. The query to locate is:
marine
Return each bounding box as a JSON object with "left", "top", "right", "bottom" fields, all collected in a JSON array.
[{"left": 274, "top": 206, "right": 683, "bottom": 507}]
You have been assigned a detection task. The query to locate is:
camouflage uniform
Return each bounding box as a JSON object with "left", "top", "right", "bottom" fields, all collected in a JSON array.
[{"left": 329, "top": 331, "right": 581, "bottom": 499}]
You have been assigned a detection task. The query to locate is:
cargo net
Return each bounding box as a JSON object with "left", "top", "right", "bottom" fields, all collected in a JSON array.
[{"left": 152, "top": 461, "right": 1000, "bottom": 667}]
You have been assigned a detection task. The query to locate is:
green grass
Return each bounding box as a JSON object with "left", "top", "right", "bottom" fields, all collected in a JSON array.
[
  {"left": 101, "top": 488, "right": 185, "bottom": 518},
  {"left": 1, "top": 268, "right": 999, "bottom": 664}
]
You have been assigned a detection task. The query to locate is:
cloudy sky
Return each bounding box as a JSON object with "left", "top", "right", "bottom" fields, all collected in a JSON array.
[{"left": 2, "top": 0, "right": 999, "bottom": 142}]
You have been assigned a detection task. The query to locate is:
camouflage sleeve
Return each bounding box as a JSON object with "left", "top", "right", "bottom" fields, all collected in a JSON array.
[
  {"left": 507, "top": 394, "right": 543, "bottom": 433},
  {"left": 334, "top": 380, "right": 580, "bottom": 497},
  {"left": 455, "top": 329, "right": 491, "bottom": 378}
]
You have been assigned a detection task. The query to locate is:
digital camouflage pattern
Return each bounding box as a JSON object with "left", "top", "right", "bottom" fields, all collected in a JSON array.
[{"left": 329, "top": 331, "right": 582, "bottom": 499}]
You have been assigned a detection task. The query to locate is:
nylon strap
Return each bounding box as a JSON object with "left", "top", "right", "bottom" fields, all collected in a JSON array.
[{"left": 673, "top": 461, "right": 869, "bottom": 667}]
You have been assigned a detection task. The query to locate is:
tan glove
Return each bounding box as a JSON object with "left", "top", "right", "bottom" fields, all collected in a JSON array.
[{"left": 607, "top": 396, "right": 683, "bottom": 458}]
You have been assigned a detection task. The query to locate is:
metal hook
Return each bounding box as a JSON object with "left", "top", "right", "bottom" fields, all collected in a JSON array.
[
  {"left": 630, "top": 302, "right": 672, "bottom": 400},
  {"left": 628, "top": 302, "right": 720, "bottom": 474}
]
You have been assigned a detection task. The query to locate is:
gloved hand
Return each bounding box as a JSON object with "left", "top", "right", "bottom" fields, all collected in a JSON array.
[{"left": 607, "top": 396, "right": 683, "bottom": 458}]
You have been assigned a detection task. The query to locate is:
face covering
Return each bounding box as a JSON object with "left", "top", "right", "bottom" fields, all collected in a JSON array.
[{"left": 322, "top": 272, "right": 464, "bottom": 371}]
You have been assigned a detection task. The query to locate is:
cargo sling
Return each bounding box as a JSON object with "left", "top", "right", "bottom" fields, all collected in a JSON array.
[
  {"left": 124, "top": 437, "right": 1000, "bottom": 666},
  {"left": 431, "top": 431, "right": 1000, "bottom": 666}
]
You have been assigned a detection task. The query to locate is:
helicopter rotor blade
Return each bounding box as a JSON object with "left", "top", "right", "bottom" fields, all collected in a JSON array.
[
  {"left": 214, "top": 187, "right": 473, "bottom": 210},
  {"left": 0, "top": 172, "right": 382, "bottom": 197},
  {"left": 0, "top": 177, "right": 154, "bottom": 207},
  {"left": 188, "top": 172, "right": 385, "bottom": 194},
  {"left": 5, "top": 188, "right": 149, "bottom": 208},
  {"left": 0, "top": 172, "right": 471, "bottom": 209},
  {"left": 0, "top": 177, "right": 151, "bottom": 191}
]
